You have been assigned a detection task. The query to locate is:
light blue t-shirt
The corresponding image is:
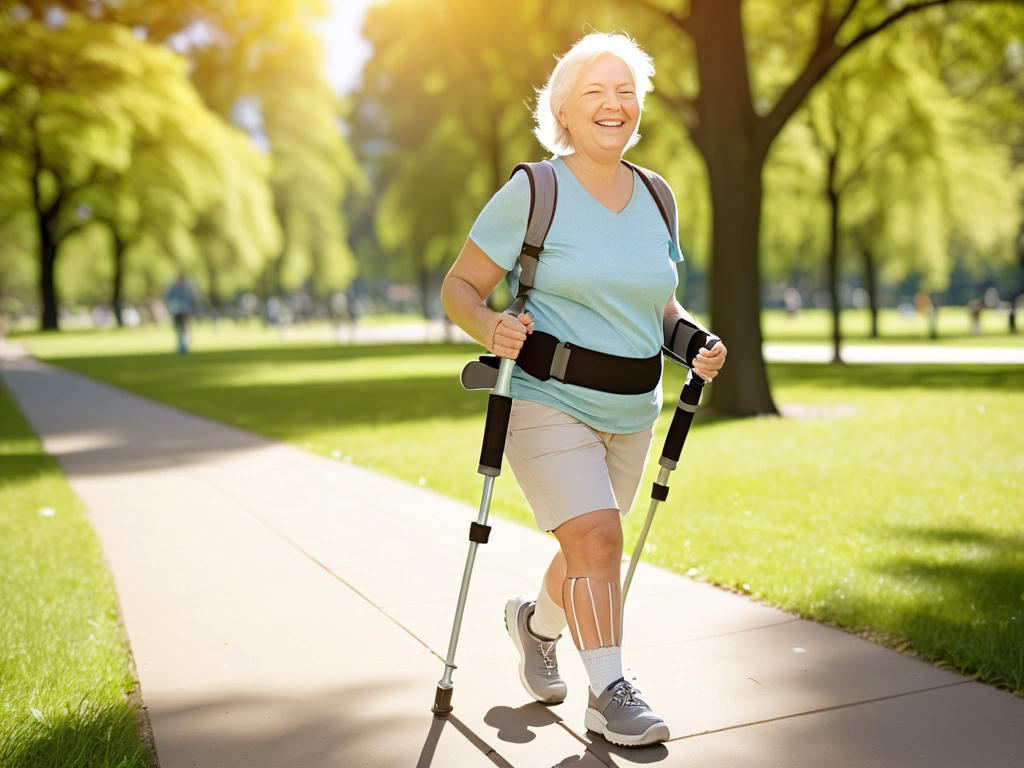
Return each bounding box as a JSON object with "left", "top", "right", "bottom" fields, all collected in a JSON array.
[{"left": 469, "top": 156, "right": 683, "bottom": 433}]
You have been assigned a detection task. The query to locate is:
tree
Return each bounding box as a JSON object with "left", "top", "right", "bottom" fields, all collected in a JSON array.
[
  {"left": 180, "top": 1, "right": 364, "bottom": 298},
  {"left": 1, "top": 15, "right": 150, "bottom": 329},
  {"left": 0, "top": 11, "right": 279, "bottom": 328},
  {"left": 630, "top": 0, "right": 1024, "bottom": 415},
  {"left": 4, "top": 0, "right": 364, "bottom": 302},
  {"left": 352, "top": 0, "right": 581, "bottom": 314}
]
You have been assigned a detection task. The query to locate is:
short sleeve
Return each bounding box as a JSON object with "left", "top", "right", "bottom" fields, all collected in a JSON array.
[{"left": 468, "top": 169, "right": 531, "bottom": 272}]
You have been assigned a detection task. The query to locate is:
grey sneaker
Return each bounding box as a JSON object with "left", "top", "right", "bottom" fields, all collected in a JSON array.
[
  {"left": 585, "top": 678, "right": 670, "bottom": 746},
  {"left": 504, "top": 596, "right": 567, "bottom": 704}
]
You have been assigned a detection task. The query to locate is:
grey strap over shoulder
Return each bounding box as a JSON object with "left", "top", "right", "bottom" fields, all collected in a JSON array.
[
  {"left": 505, "top": 160, "right": 558, "bottom": 317},
  {"left": 621, "top": 160, "right": 680, "bottom": 254}
]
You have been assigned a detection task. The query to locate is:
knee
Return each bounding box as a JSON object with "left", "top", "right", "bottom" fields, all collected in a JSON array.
[{"left": 575, "top": 519, "right": 623, "bottom": 571}]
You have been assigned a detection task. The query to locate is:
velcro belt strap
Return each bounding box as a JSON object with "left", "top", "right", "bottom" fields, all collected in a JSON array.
[{"left": 516, "top": 331, "right": 661, "bottom": 395}]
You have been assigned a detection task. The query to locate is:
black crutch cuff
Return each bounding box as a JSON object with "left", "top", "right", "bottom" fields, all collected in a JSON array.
[
  {"left": 469, "top": 522, "right": 491, "bottom": 544},
  {"left": 651, "top": 482, "right": 669, "bottom": 502}
]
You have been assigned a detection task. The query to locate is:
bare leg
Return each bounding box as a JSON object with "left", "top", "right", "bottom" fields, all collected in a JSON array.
[
  {"left": 553, "top": 508, "right": 622, "bottom": 652},
  {"left": 543, "top": 549, "right": 567, "bottom": 608}
]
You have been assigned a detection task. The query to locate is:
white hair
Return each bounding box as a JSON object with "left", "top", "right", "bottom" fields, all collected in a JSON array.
[{"left": 533, "top": 32, "right": 655, "bottom": 156}]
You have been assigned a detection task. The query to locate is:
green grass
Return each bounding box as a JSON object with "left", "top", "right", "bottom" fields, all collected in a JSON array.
[
  {"left": 761, "top": 306, "right": 1023, "bottom": 345},
  {"left": 14, "top": 326, "right": 1024, "bottom": 696},
  {"left": 0, "top": 381, "right": 153, "bottom": 767}
]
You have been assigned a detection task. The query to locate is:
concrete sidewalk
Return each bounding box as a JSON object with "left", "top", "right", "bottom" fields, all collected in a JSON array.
[{"left": 2, "top": 346, "right": 1022, "bottom": 767}]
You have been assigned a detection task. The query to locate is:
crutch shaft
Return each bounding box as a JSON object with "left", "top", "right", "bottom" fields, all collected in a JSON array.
[
  {"left": 621, "top": 337, "right": 719, "bottom": 607},
  {"left": 433, "top": 357, "right": 515, "bottom": 715},
  {"left": 437, "top": 475, "right": 495, "bottom": 687},
  {"left": 622, "top": 465, "right": 671, "bottom": 602}
]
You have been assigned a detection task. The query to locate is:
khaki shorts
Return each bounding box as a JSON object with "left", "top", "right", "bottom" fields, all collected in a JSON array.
[{"left": 504, "top": 399, "right": 655, "bottom": 533}]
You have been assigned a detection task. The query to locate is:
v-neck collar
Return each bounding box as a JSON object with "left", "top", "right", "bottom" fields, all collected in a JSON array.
[{"left": 556, "top": 157, "right": 638, "bottom": 216}]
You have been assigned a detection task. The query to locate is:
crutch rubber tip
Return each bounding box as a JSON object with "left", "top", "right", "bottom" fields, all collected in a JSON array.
[{"left": 432, "top": 685, "right": 453, "bottom": 716}]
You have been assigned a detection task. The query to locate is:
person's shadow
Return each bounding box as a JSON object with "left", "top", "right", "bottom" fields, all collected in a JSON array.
[{"left": 416, "top": 703, "right": 669, "bottom": 767}]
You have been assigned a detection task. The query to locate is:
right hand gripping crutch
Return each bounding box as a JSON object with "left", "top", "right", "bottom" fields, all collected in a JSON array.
[
  {"left": 622, "top": 334, "right": 721, "bottom": 605},
  {"left": 432, "top": 355, "right": 515, "bottom": 716}
]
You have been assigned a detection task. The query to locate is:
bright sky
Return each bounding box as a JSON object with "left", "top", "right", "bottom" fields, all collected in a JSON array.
[{"left": 316, "top": 0, "right": 380, "bottom": 94}]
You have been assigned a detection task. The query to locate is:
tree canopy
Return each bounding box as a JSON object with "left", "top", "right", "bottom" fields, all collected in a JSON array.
[{"left": 0, "top": 0, "right": 359, "bottom": 328}]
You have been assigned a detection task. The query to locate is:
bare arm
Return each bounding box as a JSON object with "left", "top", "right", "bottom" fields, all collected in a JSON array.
[{"left": 441, "top": 237, "right": 533, "bottom": 358}]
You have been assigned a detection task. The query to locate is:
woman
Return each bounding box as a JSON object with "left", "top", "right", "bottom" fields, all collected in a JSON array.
[{"left": 440, "top": 32, "right": 726, "bottom": 747}]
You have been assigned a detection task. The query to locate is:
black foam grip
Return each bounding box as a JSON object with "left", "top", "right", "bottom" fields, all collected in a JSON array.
[
  {"left": 479, "top": 393, "right": 512, "bottom": 473},
  {"left": 662, "top": 407, "right": 695, "bottom": 464},
  {"left": 681, "top": 378, "right": 705, "bottom": 407},
  {"left": 651, "top": 482, "right": 669, "bottom": 502}
]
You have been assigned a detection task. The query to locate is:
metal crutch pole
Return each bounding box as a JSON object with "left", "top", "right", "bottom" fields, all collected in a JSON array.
[
  {"left": 622, "top": 336, "right": 721, "bottom": 606},
  {"left": 432, "top": 355, "right": 515, "bottom": 716}
]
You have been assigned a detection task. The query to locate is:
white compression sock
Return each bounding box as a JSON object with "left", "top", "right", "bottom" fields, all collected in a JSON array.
[
  {"left": 579, "top": 646, "right": 623, "bottom": 695},
  {"left": 529, "top": 585, "right": 567, "bottom": 640}
]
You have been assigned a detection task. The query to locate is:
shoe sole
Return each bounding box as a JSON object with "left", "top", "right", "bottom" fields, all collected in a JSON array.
[
  {"left": 504, "top": 597, "right": 566, "bottom": 705},
  {"left": 584, "top": 706, "right": 670, "bottom": 747}
]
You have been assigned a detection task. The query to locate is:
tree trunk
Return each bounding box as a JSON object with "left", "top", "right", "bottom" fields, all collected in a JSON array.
[
  {"left": 39, "top": 223, "right": 59, "bottom": 331},
  {"left": 690, "top": 0, "right": 777, "bottom": 416},
  {"left": 826, "top": 155, "right": 842, "bottom": 364},
  {"left": 862, "top": 245, "right": 879, "bottom": 339},
  {"left": 205, "top": 258, "right": 222, "bottom": 309},
  {"left": 112, "top": 231, "right": 125, "bottom": 327},
  {"left": 30, "top": 136, "right": 62, "bottom": 331},
  {"left": 418, "top": 264, "right": 430, "bottom": 320}
]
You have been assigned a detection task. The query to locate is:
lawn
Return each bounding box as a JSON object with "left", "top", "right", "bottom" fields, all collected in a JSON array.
[
  {"left": 14, "top": 324, "right": 1024, "bottom": 696},
  {"left": 0, "top": 380, "right": 153, "bottom": 768},
  {"left": 762, "top": 306, "right": 1023, "bottom": 345}
]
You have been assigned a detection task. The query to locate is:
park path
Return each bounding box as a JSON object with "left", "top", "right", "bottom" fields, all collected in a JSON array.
[
  {"left": 2, "top": 342, "right": 1023, "bottom": 768},
  {"left": 337, "top": 318, "right": 1024, "bottom": 364}
]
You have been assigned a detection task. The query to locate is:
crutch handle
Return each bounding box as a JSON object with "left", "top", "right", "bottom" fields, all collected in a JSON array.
[
  {"left": 661, "top": 336, "right": 719, "bottom": 466},
  {"left": 477, "top": 356, "right": 515, "bottom": 476}
]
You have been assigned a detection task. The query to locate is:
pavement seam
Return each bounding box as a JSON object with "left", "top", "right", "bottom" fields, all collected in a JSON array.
[
  {"left": 209, "top": 479, "right": 447, "bottom": 663},
  {"left": 630, "top": 616, "right": 802, "bottom": 651},
  {"left": 666, "top": 679, "right": 974, "bottom": 742}
]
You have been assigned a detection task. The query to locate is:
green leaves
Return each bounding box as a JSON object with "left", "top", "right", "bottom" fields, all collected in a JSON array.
[{"left": 1, "top": 2, "right": 359, "bottom": 326}]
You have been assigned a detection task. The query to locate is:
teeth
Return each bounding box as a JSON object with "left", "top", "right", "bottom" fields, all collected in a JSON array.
[{"left": 597, "top": 121, "right": 623, "bottom": 126}]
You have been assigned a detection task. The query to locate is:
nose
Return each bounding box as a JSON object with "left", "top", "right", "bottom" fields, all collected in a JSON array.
[{"left": 602, "top": 92, "right": 622, "bottom": 110}]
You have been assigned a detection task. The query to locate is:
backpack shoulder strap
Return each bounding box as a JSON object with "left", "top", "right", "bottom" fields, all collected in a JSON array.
[
  {"left": 622, "top": 161, "right": 679, "bottom": 252},
  {"left": 506, "top": 160, "right": 557, "bottom": 315}
]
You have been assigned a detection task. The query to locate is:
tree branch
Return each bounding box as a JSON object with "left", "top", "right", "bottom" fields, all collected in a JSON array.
[
  {"left": 839, "top": 0, "right": 862, "bottom": 27},
  {"left": 648, "top": 88, "right": 699, "bottom": 138},
  {"left": 842, "top": 0, "right": 955, "bottom": 51},
  {"left": 760, "top": 0, "right": 1001, "bottom": 152},
  {"left": 629, "top": 0, "right": 694, "bottom": 37}
]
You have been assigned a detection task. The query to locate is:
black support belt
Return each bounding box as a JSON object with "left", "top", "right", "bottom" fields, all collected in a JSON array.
[{"left": 514, "top": 331, "right": 662, "bottom": 395}]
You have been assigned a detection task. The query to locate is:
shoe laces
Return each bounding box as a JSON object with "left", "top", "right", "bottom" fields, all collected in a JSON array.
[
  {"left": 611, "top": 681, "right": 645, "bottom": 708},
  {"left": 536, "top": 637, "right": 558, "bottom": 673}
]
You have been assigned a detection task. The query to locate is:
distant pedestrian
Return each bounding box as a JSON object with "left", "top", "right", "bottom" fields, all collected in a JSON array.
[
  {"left": 783, "top": 286, "right": 803, "bottom": 316},
  {"left": 163, "top": 272, "right": 199, "bottom": 354}
]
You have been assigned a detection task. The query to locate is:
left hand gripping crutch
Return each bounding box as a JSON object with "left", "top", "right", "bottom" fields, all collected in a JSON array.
[
  {"left": 622, "top": 333, "right": 721, "bottom": 606},
  {"left": 432, "top": 355, "right": 515, "bottom": 716}
]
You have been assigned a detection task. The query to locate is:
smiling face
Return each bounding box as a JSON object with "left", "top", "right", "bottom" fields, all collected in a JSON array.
[{"left": 558, "top": 52, "right": 640, "bottom": 162}]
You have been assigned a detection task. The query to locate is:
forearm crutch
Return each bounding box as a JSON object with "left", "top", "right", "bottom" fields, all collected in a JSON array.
[
  {"left": 432, "top": 355, "right": 515, "bottom": 716},
  {"left": 622, "top": 335, "right": 721, "bottom": 605}
]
